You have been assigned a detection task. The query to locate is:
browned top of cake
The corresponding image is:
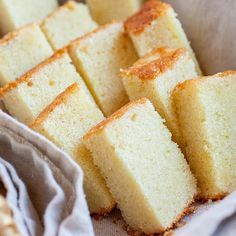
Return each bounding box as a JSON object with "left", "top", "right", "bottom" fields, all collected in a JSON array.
[
  {"left": 83, "top": 98, "right": 148, "bottom": 140},
  {"left": 0, "top": 23, "right": 38, "bottom": 46},
  {"left": 121, "top": 48, "right": 188, "bottom": 80},
  {"left": 173, "top": 70, "right": 236, "bottom": 92},
  {"left": 30, "top": 83, "right": 79, "bottom": 128},
  {"left": 0, "top": 48, "right": 68, "bottom": 96},
  {"left": 70, "top": 20, "right": 122, "bottom": 47},
  {"left": 125, "top": 0, "right": 171, "bottom": 34}
]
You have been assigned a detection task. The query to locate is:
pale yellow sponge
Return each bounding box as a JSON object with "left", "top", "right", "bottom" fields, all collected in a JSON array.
[
  {"left": 31, "top": 83, "right": 115, "bottom": 214},
  {"left": 83, "top": 98, "right": 196, "bottom": 234},
  {"left": 41, "top": 1, "right": 97, "bottom": 50},
  {"left": 0, "top": 0, "right": 58, "bottom": 35},
  {"left": 0, "top": 49, "right": 92, "bottom": 125},
  {"left": 69, "top": 21, "right": 138, "bottom": 116},
  {"left": 0, "top": 23, "right": 53, "bottom": 86},
  {"left": 121, "top": 47, "right": 197, "bottom": 145},
  {"left": 87, "top": 0, "right": 143, "bottom": 25},
  {"left": 173, "top": 71, "right": 236, "bottom": 199},
  {"left": 125, "top": 0, "right": 201, "bottom": 74}
]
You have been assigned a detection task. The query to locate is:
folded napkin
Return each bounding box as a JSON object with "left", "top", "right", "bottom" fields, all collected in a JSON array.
[{"left": 0, "top": 110, "right": 94, "bottom": 236}]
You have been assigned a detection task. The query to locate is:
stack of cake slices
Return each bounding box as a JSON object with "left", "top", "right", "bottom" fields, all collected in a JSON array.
[{"left": 0, "top": 0, "right": 235, "bottom": 234}]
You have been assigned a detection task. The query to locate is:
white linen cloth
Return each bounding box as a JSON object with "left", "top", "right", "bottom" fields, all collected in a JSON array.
[
  {"left": 0, "top": 110, "right": 94, "bottom": 236},
  {"left": 165, "top": 0, "right": 236, "bottom": 75}
]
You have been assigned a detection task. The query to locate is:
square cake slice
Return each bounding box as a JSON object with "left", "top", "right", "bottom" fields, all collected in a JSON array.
[
  {"left": 41, "top": 1, "right": 97, "bottom": 50},
  {"left": 69, "top": 21, "right": 138, "bottom": 116},
  {"left": 124, "top": 0, "right": 201, "bottom": 74},
  {"left": 121, "top": 47, "right": 197, "bottom": 146},
  {"left": 0, "top": 0, "right": 58, "bottom": 34},
  {"left": 0, "top": 23, "right": 53, "bottom": 86},
  {"left": 172, "top": 71, "right": 236, "bottom": 199},
  {"left": 31, "top": 83, "right": 115, "bottom": 214},
  {"left": 0, "top": 49, "right": 93, "bottom": 125},
  {"left": 83, "top": 98, "right": 197, "bottom": 234},
  {"left": 87, "top": 0, "right": 143, "bottom": 25}
]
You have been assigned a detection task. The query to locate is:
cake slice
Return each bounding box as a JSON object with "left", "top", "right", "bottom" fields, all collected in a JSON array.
[
  {"left": 0, "top": 23, "right": 53, "bottom": 86},
  {"left": 172, "top": 71, "right": 236, "bottom": 199},
  {"left": 121, "top": 47, "right": 197, "bottom": 146},
  {"left": 83, "top": 98, "right": 197, "bottom": 234},
  {"left": 41, "top": 1, "right": 97, "bottom": 50},
  {"left": 0, "top": 49, "right": 93, "bottom": 125},
  {"left": 31, "top": 83, "right": 115, "bottom": 214},
  {"left": 0, "top": 0, "right": 58, "bottom": 35},
  {"left": 87, "top": 0, "right": 143, "bottom": 25},
  {"left": 125, "top": 0, "right": 201, "bottom": 74},
  {"left": 69, "top": 21, "right": 138, "bottom": 116}
]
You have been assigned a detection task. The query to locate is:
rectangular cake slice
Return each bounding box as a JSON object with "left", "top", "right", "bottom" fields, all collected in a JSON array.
[
  {"left": 87, "top": 0, "right": 143, "bottom": 24},
  {"left": 125, "top": 0, "right": 201, "bottom": 74},
  {"left": 69, "top": 21, "right": 138, "bottom": 116},
  {"left": 31, "top": 83, "right": 115, "bottom": 214},
  {"left": 121, "top": 47, "right": 197, "bottom": 146},
  {"left": 0, "top": 23, "right": 53, "bottom": 86},
  {"left": 0, "top": 0, "right": 58, "bottom": 34},
  {"left": 83, "top": 98, "right": 197, "bottom": 234},
  {"left": 0, "top": 49, "right": 93, "bottom": 125},
  {"left": 41, "top": 1, "right": 97, "bottom": 50},
  {"left": 172, "top": 71, "right": 236, "bottom": 199}
]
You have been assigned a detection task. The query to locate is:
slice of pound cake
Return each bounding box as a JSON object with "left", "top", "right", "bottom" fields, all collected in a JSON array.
[
  {"left": 121, "top": 47, "right": 197, "bottom": 146},
  {"left": 31, "top": 84, "right": 115, "bottom": 214},
  {"left": 87, "top": 0, "right": 143, "bottom": 25},
  {"left": 173, "top": 71, "right": 236, "bottom": 199},
  {"left": 83, "top": 98, "right": 197, "bottom": 234},
  {"left": 0, "top": 0, "right": 58, "bottom": 35},
  {"left": 0, "top": 49, "right": 92, "bottom": 125},
  {"left": 41, "top": 1, "right": 97, "bottom": 50},
  {"left": 69, "top": 21, "right": 138, "bottom": 116},
  {"left": 125, "top": 0, "right": 201, "bottom": 74},
  {"left": 0, "top": 23, "right": 53, "bottom": 86}
]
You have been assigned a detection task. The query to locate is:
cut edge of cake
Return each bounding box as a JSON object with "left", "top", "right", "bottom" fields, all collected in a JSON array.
[
  {"left": 29, "top": 82, "right": 79, "bottom": 128},
  {"left": 172, "top": 70, "right": 236, "bottom": 200},
  {"left": 173, "top": 70, "right": 236, "bottom": 94},
  {"left": 84, "top": 98, "right": 148, "bottom": 140},
  {"left": 70, "top": 19, "right": 123, "bottom": 47},
  {"left": 83, "top": 97, "right": 197, "bottom": 233},
  {"left": 41, "top": 0, "right": 97, "bottom": 50},
  {"left": 30, "top": 83, "right": 116, "bottom": 214},
  {"left": 0, "top": 48, "right": 68, "bottom": 96},
  {"left": 0, "top": 22, "right": 40, "bottom": 46}
]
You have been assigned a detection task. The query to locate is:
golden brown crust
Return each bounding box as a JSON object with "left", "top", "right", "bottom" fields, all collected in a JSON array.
[
  {"left": 172, "top": 70, "right": 236, "bottom": 94},
  {"left": 83, "top": 98, "right": 149, "bottom": 140},
  {"left": 30, "top": 83, "right": 79, "bottom": 129},
  {"left": 121, "top": 48, "right": 188, "bottom": 80},
  {"left": 69, "top": 20, "right": 123, "bottom": 47},
  {"left": 91, "top": 203, "right": 116, "bottom": 217},
  {"left": 125, "top": 0, "right": 171, "bottom": 34},
  {"left": 0, "top": 23, "right": 38, "bottom": 46},
  {"left": 122, "top": 198, "right": 195, "bottom": 235},
  {"left": 167, "top": 198, "right": 195, "bottom": 231},
  {"left": 196, "top": 192, "right": 228, "bottom": 202},
  {"left": 0, "top": 48, "right": 68, "bottom": 96}
]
